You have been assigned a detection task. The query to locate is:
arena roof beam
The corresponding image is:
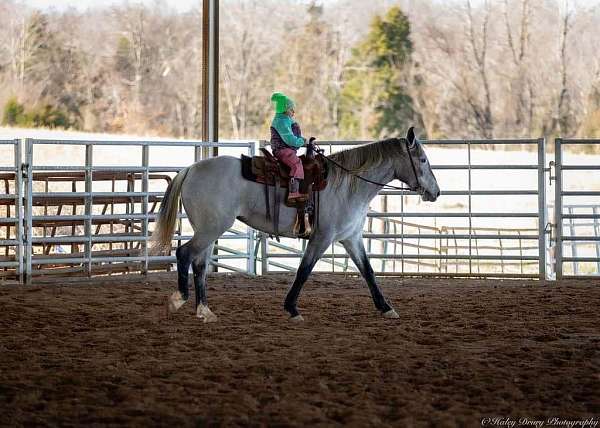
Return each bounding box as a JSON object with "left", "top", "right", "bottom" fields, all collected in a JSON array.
[{"left": 201, "top": 0, "right": 219, "bottom": 158}]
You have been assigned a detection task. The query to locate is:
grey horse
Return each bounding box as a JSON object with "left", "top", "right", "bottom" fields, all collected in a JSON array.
[{"left": 152, "top": 127, "right": 440, "bottom": 322}]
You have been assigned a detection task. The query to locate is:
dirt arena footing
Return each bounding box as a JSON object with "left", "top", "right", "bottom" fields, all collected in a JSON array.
[{"left": 0, "top": 273, "right": 599, "bottom": 427}]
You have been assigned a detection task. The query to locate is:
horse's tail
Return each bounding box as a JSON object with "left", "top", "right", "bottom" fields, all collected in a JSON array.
[{"left": 150, "top": 166, "right": 191, "bottom": 255}]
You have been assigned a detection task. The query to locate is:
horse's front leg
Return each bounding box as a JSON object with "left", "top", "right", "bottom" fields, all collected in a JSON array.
[
  {"left": 341, "top": 235, "right": 399, "bottom": 318},
  {"left": 284, "top": 234, "right": 332, "bottom": 322}
]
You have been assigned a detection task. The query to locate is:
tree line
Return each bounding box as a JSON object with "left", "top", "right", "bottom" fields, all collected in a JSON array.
[{"left": 0, "top": 0, "right": 599, "bottom": 147}]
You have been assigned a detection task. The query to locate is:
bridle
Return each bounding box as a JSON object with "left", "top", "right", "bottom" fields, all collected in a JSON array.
[
  {"left": 316, "top": 138, "right": 422, "bottom": 193},
  {"left": 404, "top": 139, "right": 421, "bottom": 192}
]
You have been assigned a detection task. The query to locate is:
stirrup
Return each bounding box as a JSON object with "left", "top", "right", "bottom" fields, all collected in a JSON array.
[{"left": 287, "top": 192, "right": 307, "bottom": 203}]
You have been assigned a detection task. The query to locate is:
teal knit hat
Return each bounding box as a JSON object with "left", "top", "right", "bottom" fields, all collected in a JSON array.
[{"left": 271, "top": 92, "right": 295, "bottom": 114}]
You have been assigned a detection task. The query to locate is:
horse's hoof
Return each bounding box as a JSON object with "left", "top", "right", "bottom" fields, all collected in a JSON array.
[
  {"left": 168, "top": 291, "right": 187, "bottom": 313},
  {"left": 289, "top": 314, "right": 304, "bottom": 322},
  {"left": 196, "top": 305, "right": 218, "bottom": 323},
  {"left": 382, "top": 309, "right": 399, "bottom": 319}
]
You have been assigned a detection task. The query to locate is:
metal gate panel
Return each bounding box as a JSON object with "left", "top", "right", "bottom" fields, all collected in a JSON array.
[
  {"left": 553, "top": 138, "right": 600, "bottom": 279},
  {"left": 21, "top": 139, "right": 255, "bottom": 283},
  {"left": 257, "top": 138, "right": 548, "bottom": 279},
  {"left": 14, "top": 136, "right": 600, "bottom": 282},
  {"left": 0, "top": 139, "right": 23, "bottom": 281}
]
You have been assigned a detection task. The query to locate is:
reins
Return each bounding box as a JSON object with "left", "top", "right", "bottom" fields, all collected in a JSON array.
[{"left": 315, "top": 140, "right": 420, "bottom": 192}]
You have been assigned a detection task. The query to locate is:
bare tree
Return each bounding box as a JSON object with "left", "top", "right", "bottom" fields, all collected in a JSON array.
[
  {"left": 465, "top": 0, "right": 493, "bottom": 138},
  {"left": 556, "top": 0, "right": 573, "bottom": 135},
  {"left": 1, "top": 0, "right": 600, "bottom": 142},
  {"left": 503, "top": 0, "right": 535, "bottom": 135}
]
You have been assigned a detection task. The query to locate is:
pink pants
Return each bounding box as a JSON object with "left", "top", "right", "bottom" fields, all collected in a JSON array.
[{"left": 275, "top": 148, "right": 304, "bottom": 179}]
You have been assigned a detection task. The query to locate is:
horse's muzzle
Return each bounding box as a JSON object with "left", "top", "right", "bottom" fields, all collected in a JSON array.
[{"left": 422, "top": 189, "right": 440, "bottom": 202}]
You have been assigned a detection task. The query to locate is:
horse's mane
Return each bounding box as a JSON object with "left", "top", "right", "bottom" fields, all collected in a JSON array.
[{"left": 327, "top": 138, "right": 406, "bottom": 189}]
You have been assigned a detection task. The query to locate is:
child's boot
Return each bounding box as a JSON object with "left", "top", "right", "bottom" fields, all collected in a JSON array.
[{"left": 287, "top": 178, "right": 302, "bottom": 202}]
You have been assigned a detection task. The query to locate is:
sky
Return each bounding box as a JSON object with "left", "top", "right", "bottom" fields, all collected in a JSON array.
[
  {"left": 21, "top": 0, "right": 201, "bottom": 13},
  {"left": 19, "top": 0, "right": 600, "bottom": 13},
  {"left": 20, "top": 0, "right": 331, "bottom": 13}
]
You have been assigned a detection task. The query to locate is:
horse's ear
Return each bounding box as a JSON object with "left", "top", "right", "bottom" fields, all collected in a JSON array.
[{"left": 406, "top": 126, "right": 416, "bottom": 148}]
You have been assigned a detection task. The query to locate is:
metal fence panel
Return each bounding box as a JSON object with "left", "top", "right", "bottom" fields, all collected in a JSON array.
[
  {"left": 0, "top": 139, "right": 23, "bottom": 280},
  {"left": 257, "top": 138, "right": 548, "bottom": 278},
  {"left": 7, "top": 136, "right": 600, "bottom": 282},
  {"left": 553, "top": 138, "right": 600, "bottom": 278},
  {"left": 20, "top": 139, "right": 255, "bottom": 282}
]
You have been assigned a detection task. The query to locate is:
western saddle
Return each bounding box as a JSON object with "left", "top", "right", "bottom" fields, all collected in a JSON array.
[{"left": 241, "top": 142, "right": 328, "bottom": 239}]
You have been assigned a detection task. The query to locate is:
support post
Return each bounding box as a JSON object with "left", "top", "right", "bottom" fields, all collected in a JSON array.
[
  {"left": 142, "top": 144, "right": 149, "bottom": 275},
  {"left": 246, "top": 142, "right": 256, "bottom": 274},
  {"left": 554, "top": 138, "right": 563, "bottom": 279},
  {"left": 537, "top": 138, "right": 547, "bottom": 279},
  {"left": 202, "top": 0, "right": 219, "bottom": 156},
  {"left": 24, "top": 139, "right": 33, "bottom": 284},
  {"left": 84, "top": 144, "right": 93, "bottom": 276},
  {"left": 260, "top": 233, "right": 268, "bottom": 274},
  {"left": 14, "top": 139, "right": 23, "bottom": 283},
  {"left": 202, "top": 0, "right": 219, "bottom": 269},
  {"left": 467, "top": 140, "right": 472, "bottom": 275}
]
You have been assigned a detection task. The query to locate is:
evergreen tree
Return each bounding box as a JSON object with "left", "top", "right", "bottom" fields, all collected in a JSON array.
[
  {"left": 340, "top": 6, "right": 421, "bottom": 139},
  {"left": 2, "top": 97, "right": 26, "bottom": 126}
]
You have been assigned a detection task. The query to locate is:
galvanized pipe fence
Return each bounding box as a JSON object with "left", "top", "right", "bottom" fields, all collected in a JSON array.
[
  {"left": 552, "top": 138, "right": 600, "bottom": 278},
  {"left": 0, "top": 139, "right": 23, "bottom": 278},
  {"left": 257, "top": 138, "right": 549, "bottom": 279},
  {"left": 1, "top": 138, "right": 255, "bottom": 283},
  {"left": 1, "top": 137, "right": 599, "bottom": 282}
]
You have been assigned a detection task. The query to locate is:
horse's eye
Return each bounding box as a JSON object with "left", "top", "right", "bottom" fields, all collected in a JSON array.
[{"left": 420, "top": 158, "right": 426, "bottom": 163}]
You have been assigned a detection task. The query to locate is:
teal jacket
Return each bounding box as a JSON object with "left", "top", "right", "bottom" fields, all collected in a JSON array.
[{"left": 270, "top": 113, "right": 305, "bottom": 150}]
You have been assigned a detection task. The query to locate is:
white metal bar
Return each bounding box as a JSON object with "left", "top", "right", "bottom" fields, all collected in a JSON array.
[
  {"left": 560, "top": 165, "right": 600, "bottom": 170},
  {"left": 265, "top": 253, "right": 539, "bottom": 261},
  {"left": 363, "top": 233, "right": 539, "bottom": 240},
  {"left": 562, "top": 257, "right": 600, "bottom": 262},
  {"left": 0, "top": 261, "right": 19, "bottom": 268},
  {"left": 366, "top": 212, "right": 540, "bottom": 218},
  {"left": 316, "top": 139, "right": 539, "bottom": 146},
  {"left": 562, "top": 214, "right": 600, "bottom": 219},
  {"left": 554, "top": 138, "right": 563, "bottom": 279},
  {"left": 142, "top": 145, "right": 149, "bottom": 274},
  {"left": 561, "top": 236, "right": 600, "bottom": 242},
  {"left": 537, "top": 138, "right": 547, "bottom": 279},
  {"left": 594, "top": 206, "right": 600, "bottom": 274},
  {"left": 26, "top": 139, "right": 253, "bottom": 148},
  {"left": 30, "top": 192, "right": 165, "bottom": 198},
  {"left": 30, "top": 213, "right": 186, "bottom": 221},
  {"left": 561, "top": 191, "right": 600, "bottom": 196},
  {"left": 429, "top": 165, "right": 539, "bottom": 170},
  {"left": 31, "top": 166, "right": 187, "bottom": 173},
  {"left": 246, "top": 143, "right": 256, "bottom": 274},
  {"left": 30, "top": 253, "right": 249, "bottom": 265},
  {"left": 24, "top": 139, "right": 33, "bottom": 283},
  {"left": 568, "top": 206, "right": 578, "bottom": 274},
  {"left": 84, "top": 144, "right": 93, "bottom": 275},
  {"left": 379, "top": 190, "right": 539, "bottom": 196},
  {"left": 15, "top": 139, "right": 24, "bottom": 281},
  {"left": 468, "top": 140, "right": 472, "bottom": 274}
]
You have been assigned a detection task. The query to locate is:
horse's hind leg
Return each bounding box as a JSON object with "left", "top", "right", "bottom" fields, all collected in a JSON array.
[
  {"left": 168, "top": 241, "right": 195, "bottom": 312},
  {"left": 192, "top": 244, "right": 217, "bottom": 323}
]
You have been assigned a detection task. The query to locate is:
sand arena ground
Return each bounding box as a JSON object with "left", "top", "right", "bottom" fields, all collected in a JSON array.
[{"left": 0, "top": 273, "right": 598, "bottom": 427}]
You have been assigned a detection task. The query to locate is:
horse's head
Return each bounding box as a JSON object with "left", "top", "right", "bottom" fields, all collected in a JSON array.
[{"left": 395, "top": 127, "right": 440, "bottom": 202}]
